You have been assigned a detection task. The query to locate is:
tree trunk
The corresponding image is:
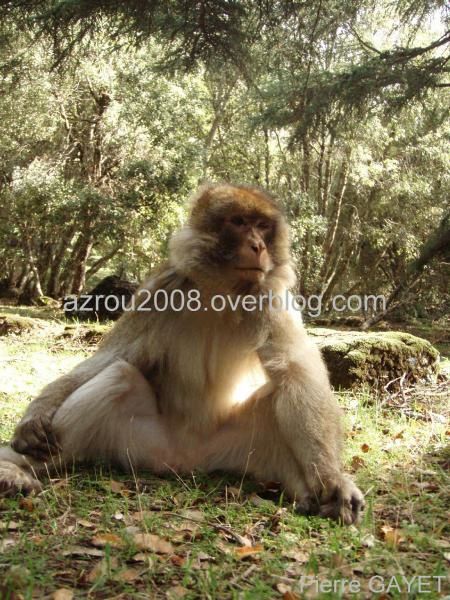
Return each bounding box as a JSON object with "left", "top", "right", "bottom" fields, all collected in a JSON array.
[
  {"left": 70, "top": 235, "right": 94, "bottom": 295},
  {"left": 362, "top": 213, "right": 450, "bottom": 329}
]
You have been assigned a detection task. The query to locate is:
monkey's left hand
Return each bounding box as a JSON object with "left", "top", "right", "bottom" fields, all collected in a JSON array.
[
  {"left": 297, "top": 476, "right": 365, "bottom": 525},
  {"left": 319, "top": 476, "right": 365, "bottom": 525},
  {"left": 11, "top": 415, "right": 60, "bottom": 461}
]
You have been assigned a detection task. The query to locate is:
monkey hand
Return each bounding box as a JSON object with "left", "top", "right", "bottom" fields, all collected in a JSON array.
[
  {"left": 0, "top": 461, "right": 42, "bottom": 497},
  {"left": 296, "top": 475, "right": 365, "bottom": 525},
  {"left": 318, "top": 475, "right": 365, "bottom": 525},
  {"left": 11, "top": 414, "right": 60, "bottom": 461}
]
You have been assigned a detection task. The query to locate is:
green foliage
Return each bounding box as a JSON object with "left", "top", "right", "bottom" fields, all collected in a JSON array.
[{"left": 0, "top": 1, "right": 447, "bottom": 316}]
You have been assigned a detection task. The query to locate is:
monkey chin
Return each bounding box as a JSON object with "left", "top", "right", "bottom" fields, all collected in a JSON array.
[{"left": 233, "top": 268, "right": 267, "bottom": 293}]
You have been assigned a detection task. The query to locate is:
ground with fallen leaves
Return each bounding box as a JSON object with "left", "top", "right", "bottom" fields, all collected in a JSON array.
[{"left": 0, "top": 307, "right": 448, "bottom": 599}]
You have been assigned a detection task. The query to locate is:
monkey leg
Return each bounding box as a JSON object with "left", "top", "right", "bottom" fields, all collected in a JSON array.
[
  {"left": 51, "top": 359, "right": 175, "bottom": 472},
  {"left": 199, "top": 386, "right": 311, "bottom": 507},
  {"left": 0, "top": 446, "right": 43, "bottom": 497},
  {"left": 0, "top": 360, "right": 176, "bottom": 496}
]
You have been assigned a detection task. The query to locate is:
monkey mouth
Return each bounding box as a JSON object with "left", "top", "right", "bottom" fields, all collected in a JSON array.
[{"left": 235, "top": 267, "right": 265, "bottom": 273}]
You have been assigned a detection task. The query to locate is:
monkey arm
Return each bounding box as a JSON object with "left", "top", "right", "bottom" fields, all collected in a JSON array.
[
  {"left": 257, "top": 308, "right": 344, "bottom": 492},
  {"left": 257, "top": 307, "right": 364, "bottom": 523}
]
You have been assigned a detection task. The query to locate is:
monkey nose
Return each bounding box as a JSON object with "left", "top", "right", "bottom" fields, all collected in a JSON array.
[{"left": 250, "top": 240, "right": 266, "bottom": 255}]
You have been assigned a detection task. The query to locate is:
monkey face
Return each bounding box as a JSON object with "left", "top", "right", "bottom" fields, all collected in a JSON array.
[
  {"left": 169, "top": 184, "right": 295, "bottom": 294},
  {"left": 218, "top": 212, "right": 274, "bottom": 286}
]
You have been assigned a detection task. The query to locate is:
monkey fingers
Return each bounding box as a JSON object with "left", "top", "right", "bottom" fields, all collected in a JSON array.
[
  {"left": 318, "top": 478, "right": 365, "bottom": 525},
  {"left": 11, "top": 415, "right": 61, "bottom": 460},
  {"left": 0, "top": 461, "right": 42, "bottom": 497}
]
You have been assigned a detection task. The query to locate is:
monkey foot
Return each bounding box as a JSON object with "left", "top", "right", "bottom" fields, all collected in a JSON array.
[{"left": 0, "top": 461, "right": 42, "bottom": 498}]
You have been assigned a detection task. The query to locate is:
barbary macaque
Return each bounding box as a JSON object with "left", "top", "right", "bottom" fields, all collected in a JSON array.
[{"left": 0, "top": 184, "right": 364, "bottom": 524}]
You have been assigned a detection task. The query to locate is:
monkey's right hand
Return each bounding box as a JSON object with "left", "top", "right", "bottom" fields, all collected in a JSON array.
[{"left": 11, "top": 415, "right": 60, "bottom": 461}]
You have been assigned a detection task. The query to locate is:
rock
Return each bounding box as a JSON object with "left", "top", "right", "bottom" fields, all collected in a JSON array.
[
  {"left": 309, "top": 328, "right": 440, "bottom": 389},
  {"left": 64, "top": 275, "right": 138, "bottom": 321},
  {"left": 0, "top": 313, "right": 44, "bottom": 336},
  {"left": 35, "top": 295, "right": 60, "bottom": 308}
]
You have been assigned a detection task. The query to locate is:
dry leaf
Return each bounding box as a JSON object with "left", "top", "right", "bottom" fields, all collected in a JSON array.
[
  {"left": 180, "top": 509, "right": 204, "bottom": 522},
  {"left": 433, "top": 539, "right": 450, "bottom": 549},
  {"left": 361, "top": 443, "right": 370, "bottom": 453},
  {"left": 52, "top": 589, "right": 74, "bottom": 600},
  {"left": 226, "top": 486, "right": 241, "bottom": 497},
  {"left": 131, "top": 553, "right": 155, "bottom": 566},
  {"left": 218, "top": 527, "right": 252, "bottom": 547},
  {"left": 380, "top": 525, "right": 404, "bottom": 547},
  {"left": 282, "top": 549, "right": 308, "bottom": 563},
  {"left": 78, "top": 519, "right": 96, "bottom": 529},
  {"left": 331, "top": 553, "right": 344, "bottom": 567},
  {"left": 277, "top": 585, "right": 300, "bottom": 599},
  {"left": 0, "top": 538, "right": 16, "bottom": 551},
  {"left": 19, "top": 498, "right": 35, "bottom": 512},
  {"left": 276, "top": 583, "right": 292, "bottom": 594},
  {"left": 249, "top": 493, "right": 270, "bottom": 507},
  {"left": 125, "top": 525, "right": 141, "bottom": 535},
  {"left": 361, "top": 533, "right": 375, "bottom": 548},
  {"left": 215, "top": 539, "right": 233, "bottom": 555},
  {"left": 351, "top": 456, "right": 365, "bottom": 471},
  {"left": 107, "top": 480, "right": 126, "bottom": 494},
  {"left": 166, "top": 585, "right": 188, "bottom": 598},
  {"left": 197, "top": 551, "right": 214, "bottom": 562},
  {"left": 63, "top": 546, "right": 105, "bottom": 557},
  {"left": 133, "top": 532, "right": 174, "bottom": 554},
  {"left": 234, "top": 544, "right": 263, "bottom": 559},
  {"left": 62, "top": 525, "right": 76, "bottom": 535},
  {"left": 86, "top": 557, "right": 118, "bottom": 583},
  {"left": 4, "top": 565, "right": 30, "bottom": 586},
  {"left": 444, "top": 552, "right": 450, "bottom": 563},
  {"left": 413, "top": 481, "right": 439, "bottom": 491},
  {"left": 91, "top": 533, "right": 124, "bottom": 548},
  {"left": 117, "top": 568, "right": 141, "bottom": 582},
  {"left": 132, "top": 510, "right": 155, "bottom": 521},
  {"left": 170, "top": 554, "right": 186, "bottom": 567}
]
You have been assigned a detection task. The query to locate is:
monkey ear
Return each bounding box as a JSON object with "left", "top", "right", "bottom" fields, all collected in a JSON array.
[{"left": 188, "top": 182, "right": 217, "bottom": 227}]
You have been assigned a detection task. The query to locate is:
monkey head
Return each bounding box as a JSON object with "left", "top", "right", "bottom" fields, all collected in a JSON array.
[{"left": 169, "top": 184, "right": 295, "bottom": 294}]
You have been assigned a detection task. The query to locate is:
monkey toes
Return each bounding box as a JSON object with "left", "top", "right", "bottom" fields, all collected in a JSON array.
[
  {"left": 0, "top": 462, "right": 42, "bottom": 497},
  {"left": 11, "top": 415, "right": 60, "bottom": 461},
  {"left": 296, "top": 477, "right": 365, "bottom": 525}
]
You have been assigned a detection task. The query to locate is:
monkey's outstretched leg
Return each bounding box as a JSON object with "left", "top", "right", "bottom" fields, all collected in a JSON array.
[
  {"left": 0, "top": 447, "right": 43, "bottom": 496},
  {"left": 0, "top": 360, "right": 174, "bottom": 496}
]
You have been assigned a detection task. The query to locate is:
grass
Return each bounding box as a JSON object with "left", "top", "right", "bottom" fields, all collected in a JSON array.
[{"left": 0, "top": 308, "right": 448, "bottom": 599}]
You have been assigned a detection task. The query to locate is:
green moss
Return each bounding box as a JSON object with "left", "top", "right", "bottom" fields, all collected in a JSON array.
[{"left": 310, "top": 328, "right": 440, "bottom": 389}]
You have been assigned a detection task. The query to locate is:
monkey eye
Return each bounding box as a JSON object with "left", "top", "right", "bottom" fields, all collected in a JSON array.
[
  {"left": 230, "top": 215, "right": 246, "bottom": 227},
  {"left": 257, "top": 220, "right": 271, "bottom": 231}
]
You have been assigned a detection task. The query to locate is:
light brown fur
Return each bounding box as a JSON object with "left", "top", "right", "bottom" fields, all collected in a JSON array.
[{"left": 0, "top": 183, "right": 363, "bottom": 524}]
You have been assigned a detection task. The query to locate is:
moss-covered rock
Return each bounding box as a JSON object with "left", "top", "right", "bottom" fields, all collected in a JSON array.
[
  {"left": 308, "top": 328, "right": 440, "bottom": 389},
  {"left": 0, "top": 313, "right": 45, "bottom": 336}
]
